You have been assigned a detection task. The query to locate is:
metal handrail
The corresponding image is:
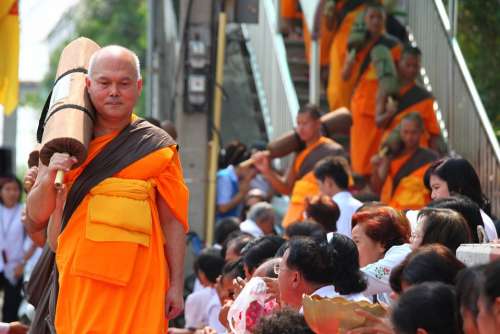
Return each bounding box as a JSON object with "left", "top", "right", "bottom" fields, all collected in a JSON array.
[
  {"left": 401, "top": 0, "right": 500, "bottom": 214},
  {"left": 244, "top": 0, "right": 299, "bottom": 139}
]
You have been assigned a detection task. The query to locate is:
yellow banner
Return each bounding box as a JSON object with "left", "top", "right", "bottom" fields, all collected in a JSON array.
[{"left": 0, "top": 0, "right": 19, "bottom": 116}]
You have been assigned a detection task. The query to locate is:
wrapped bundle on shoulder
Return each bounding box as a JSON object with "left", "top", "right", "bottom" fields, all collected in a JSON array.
[
  {"left": 36, "top": 37, "right": 101, "bottom": 186},
  {"left": 371, "top": 44, "right": 399, "bottom": 97},
  {"left": 346, "top": 11, "right": 367, "bottom": 61}
]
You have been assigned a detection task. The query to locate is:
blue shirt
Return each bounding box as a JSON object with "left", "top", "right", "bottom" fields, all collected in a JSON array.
[{"left": 216, "top": 165, "right": 242, "bottom": 220}]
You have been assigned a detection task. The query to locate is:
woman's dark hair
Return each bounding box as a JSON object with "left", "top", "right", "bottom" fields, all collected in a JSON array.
[
  {"left": 253, "top": 308, "right": 314, "bottom": 334},
  {"left": 284, "top": 221, "right": 326, "bottom": 241},
  {"left": 0, "top": 175, "right": 22, "bottom": 204},
  {"left": 305, "top": 195, "right": 340, "bottom": 233},
  {"left": 456, "top": 265, "right": 486, "bottom": 319},
  {"left": 275, "top": 241, "right": 289, "bottom": 258},
  {"left": 424, "top": 157, "right": 491, "bottom": 216},
  {"left": 193, "top": 248, "right": 225, "bottom": 284},
  {"left": 352, "top": 206, "right": 410, "bottom": 252},
  {"left": 286, "top": 238, "right": 335, "bottom": 285},
  {"left": 392, "top": 282, "right": 461, "bottom": 334},
  {"left": 328, "top": 233, "right": 367, "bottom": 294},
  {"left": 221, "top": 232, "right": 254, "bottom": 259},
  {"left": 221, "top": 259, "right": 245, "bottom": 280},
  {"left": 215, "top": 217, "right": 241, "bottom": 246},
  {"left": 480, "top": 259, "right": 500, "bottom": 311},
  {"left": 418, "top": 208, "right": 472, "bottom": 253},
  {"left": 242, "top": 236, "right": 286, "bottom": 277},
  {"left": 218, "top": 140, "right": 249, "bottom": 169},
  {"left": 389, "top": 244, "right": 465, "bottom": 294},
  {"left": 313, "top": 156, "right": 350, "bottom": 190},
  {"left": 427, "top": 196, "right": 484, "bottom": 243}
]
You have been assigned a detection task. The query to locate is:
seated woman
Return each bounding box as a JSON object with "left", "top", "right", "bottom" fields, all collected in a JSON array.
[
  {"left": 391, "top": 282, "right": 462, "bottom": 334},
  {"left": 389, "top": 244, "right": 465, "bottom": 297},
  {"left": 424, "top": 157, "right": 498, "bottom": 241},
  {"left": 351, "top": 206, "right": 411, "bottom": 302},
  {"left": 412, "top": 208, "right": 473, "bottom": 254}
]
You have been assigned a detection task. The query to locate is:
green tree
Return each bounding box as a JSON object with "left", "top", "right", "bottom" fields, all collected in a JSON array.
[
  {"left": 456, "top": 0, "right": 500, "bottom": 135},
  {"left": 24, "top": 0, "right": 147, "bottom": 116}
]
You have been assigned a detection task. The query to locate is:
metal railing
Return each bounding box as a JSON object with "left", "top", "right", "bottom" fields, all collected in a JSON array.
[
  {"left": 243, "top": 0, "right": 300, "bottom": 140},
  {"left": 401, "top": 0, "right": 500, "bottom": 214}
]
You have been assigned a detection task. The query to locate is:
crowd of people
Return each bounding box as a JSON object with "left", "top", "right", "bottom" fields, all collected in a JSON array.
[{"left": 170, "top": 1, "right": 500, "bottom": 333}]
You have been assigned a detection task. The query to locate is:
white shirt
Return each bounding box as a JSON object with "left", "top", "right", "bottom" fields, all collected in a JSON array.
[
  {"left": 0, "top": 203, "right": 25, "bottom": 284},
  {"left": 0, "top": 323, "right": 8, "bottom": 334},
  {"left": 300, "top": 285, "right": 339, "bottom": 313},
  {"left": 240, "top": 219, "right": 264, "bottom": 238},
  {"left": 361, "top": 244, "right": 412, "bottom": 296},
  {"left": 332, "top": 191, "right": 362, "bottom": 238},
  {"left": 480, "top": 209, "right": 498, "bottom": 242},
  {"left": 207, "top": 290, "right": 226, "bottom": 334},
  {"left": 185, "top": 287, "right": 217, "bottom": 330}
]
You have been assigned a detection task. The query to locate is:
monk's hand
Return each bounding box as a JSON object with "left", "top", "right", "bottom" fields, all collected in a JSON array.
[
  {"left": 251, "top": 151, "right": 271, "bottom": 174},
  {"left": 7, "top": 322, "right": 29, "bottom": 334},
  {"left": 165, "top": 285, "right": 184, "bottom": 320},
  {"left": 46, "top": 153, "right": 78, "bottom": 183},
  {"left": 24, "top": 166, "right": 38, "bottom": 193}
]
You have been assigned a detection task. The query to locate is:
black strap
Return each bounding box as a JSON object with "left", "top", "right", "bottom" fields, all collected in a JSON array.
[
  {"left": 36, "top": 67, "right": 90, "bottom": 143},
  {"left": 43, "top": 103, "right": 96, "bottom": 126},
  {"left": 396, "top": 84, "right": 433, "bottom": 113}
]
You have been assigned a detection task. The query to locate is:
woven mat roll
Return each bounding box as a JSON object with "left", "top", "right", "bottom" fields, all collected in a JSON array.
[{"left": 39, "top": 37, "right": 101, "bottom": 168}]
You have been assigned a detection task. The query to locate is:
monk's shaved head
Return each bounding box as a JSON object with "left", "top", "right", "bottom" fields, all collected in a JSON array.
[{"left": 88, "top": 45, "right": 141, "bottom": 80}]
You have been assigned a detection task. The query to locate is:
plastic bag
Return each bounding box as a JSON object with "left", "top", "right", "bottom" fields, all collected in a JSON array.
[{"left": 227, "top": 277, "right": 268, "bottom": 334}]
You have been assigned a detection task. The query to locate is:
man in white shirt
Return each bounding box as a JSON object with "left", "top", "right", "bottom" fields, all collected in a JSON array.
[
  {"left": 240, "top": 202, "right": 276, "bottom": 238},
  {"left": 314, "top": 157, "right": 362, "bottom": 238}
]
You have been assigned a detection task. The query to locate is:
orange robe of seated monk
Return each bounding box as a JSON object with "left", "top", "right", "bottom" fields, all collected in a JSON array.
[
  {"left": 350, "top": 35, "right": 402, "bottom": 176},
  {"left": 55, "top": 125, "right": 189, "bottom": 333},
  {"left": 282, "top": 136, "right": 342, "bottom": 227},
  {"left": 380, "top": 148, "right": 437, "bottom": 210},
  {"left": 380, "top": 82, "right": 441, "bottom": 148},
  {"left": 281, "top": 0, "right": 302, "bottom": 19},
  {"left": 326, "top": 4, "right": 367, "bottom": 110}
]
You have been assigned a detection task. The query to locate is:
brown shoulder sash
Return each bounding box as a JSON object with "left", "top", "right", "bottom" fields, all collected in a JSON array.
[
  {"left": 396, "top": 84, "right": 433, "bottom": 114},
  {"left": 392, "top": 148, "right": 437, "bottom": 194},
  {"left": 296, "top": 141, "right": 345, "bottom": 180}
]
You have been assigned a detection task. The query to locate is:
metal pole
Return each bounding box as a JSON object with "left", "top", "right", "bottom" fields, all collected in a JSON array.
[
  {"left": 309, "top": 40, "right": 320, "bottom": 105},
  {"left": 205, "top": 8, "right": 227, "bottom": 245},
  {"left": 146, "top": 0, "right": 154, "bottom": 117},
  {"left": 276, "top": 0, "right": 281, "bottom": 33},
  {"left": 447, "top": 0, "right": 458, "bottom": 38}
]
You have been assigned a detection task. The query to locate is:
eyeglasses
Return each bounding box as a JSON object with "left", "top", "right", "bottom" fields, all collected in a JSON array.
[{"left": 273, "top": 262, "right": 292, "bottom": 275}]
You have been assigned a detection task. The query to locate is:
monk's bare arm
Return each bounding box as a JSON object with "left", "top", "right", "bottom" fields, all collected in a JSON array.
[
  {"left": 26, "top": 153, "right": 76, "bottom": 230},
  {"left": 375, "top": 93, "right": 397, "bottom": 128},
  {"left": 158, "top": 194, "right": 186, "bottom": 319},
  {"left": 253, "top": 151, "right": 295, "bottom": 195}
]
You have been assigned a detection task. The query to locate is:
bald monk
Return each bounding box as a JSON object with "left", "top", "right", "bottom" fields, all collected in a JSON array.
[
  {"left": 347, "top": 3, "right": 402, "bottom": 177},
  {"left": 252, "top": 104, "right": 344, "bottom": 227},
  {"left": 376, "top": 45, "right": 442, "bottom": 152},
  {"left": 371, "top": 113, "right": 437, "bottom": 210},
  {"left": 326, "top": 0, "right": 369, "bottom": 110},
  {"left": 26, "top": 45, "right": 189, "bottom": 333}
]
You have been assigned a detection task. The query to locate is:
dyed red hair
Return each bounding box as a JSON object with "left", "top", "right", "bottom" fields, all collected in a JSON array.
[{"left": 352, "top": 206, "right": 410, "bottom": 251}]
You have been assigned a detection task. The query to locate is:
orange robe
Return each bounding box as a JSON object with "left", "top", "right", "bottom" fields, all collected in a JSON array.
[
  {"left": 350, "top": 35, "right": 402, "bottom": 176},
  {"left": 281, "top": 0, "right": 302, "bottom": 19},
  {"left": 326, "top": 4, "right": 367, "bottom": 110},
  {"left": 283, "top": 136, "right": 340, "bottom": 227},
  {"left": 303, "top": 16, "right": 335, "bottom": 66},
  {"left": 55, "top": 125, "right": 189, "bottom": 333},
  {"left": 381, "top": 82, "right": 441, "bottom": 148},
  {"left": 380, "top": 148, "right": 437, "bottom": 210}
]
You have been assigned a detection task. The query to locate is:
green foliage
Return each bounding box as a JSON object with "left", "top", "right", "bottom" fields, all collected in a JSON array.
[
  {"left": 456, "top": 0, "right": 500, "bottom": 131},
  {"left": 27, "top": 0, "right": 148, "bottom": 116}
]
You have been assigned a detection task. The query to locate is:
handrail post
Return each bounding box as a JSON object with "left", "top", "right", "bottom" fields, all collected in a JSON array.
[
  {"left": 447, "top": 0, "right": 458, "bottom": 38},
  {"left": 309, "top": 40, "right": 320, "bottom": 105},
  {"left": 275, "top": 0, "right": 281, "bottom": 33}
]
